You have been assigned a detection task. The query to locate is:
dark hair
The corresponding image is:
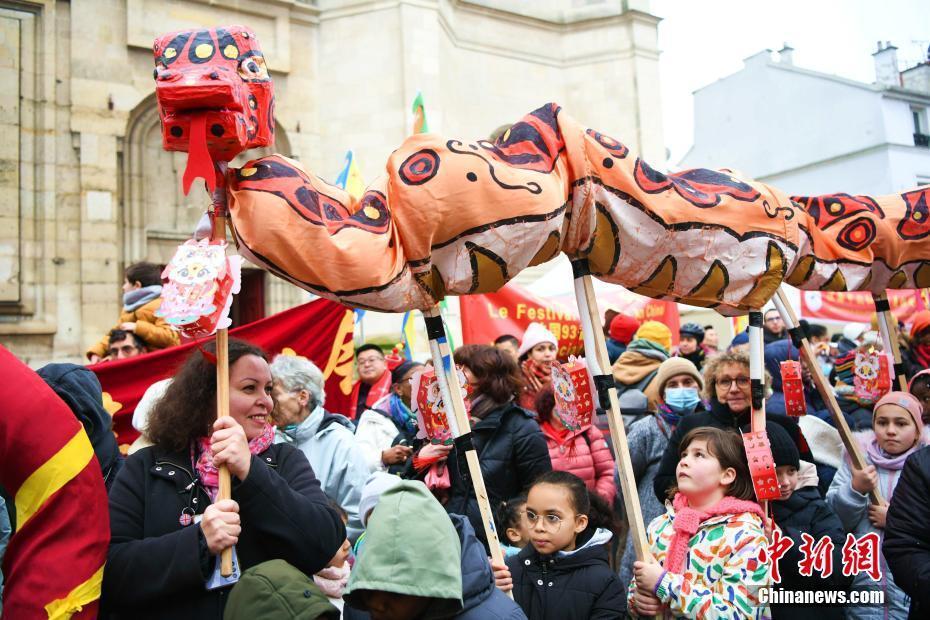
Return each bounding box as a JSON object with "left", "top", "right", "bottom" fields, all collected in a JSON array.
[
  {"left": 673, "top": 426, "right": 756, "bottom": 502},
  {"left": 704, "top": 325, "right": 714, "bottom": 331},
  {"left": 107, "top": 329, "right": 146, "bottom": 350},
  {"left": 534, "top": 385, "right": 556, "bottom": 425},
  {"left": 494, "top": 334, "right": 519, "bottom": 347},
  {"left": 453, "top": 344, "right": 524, "bottom": 403},
  {"left": 327, "top": 497, "right": 349, "bottom": 523},
  {"left": 125, "top": 262, "right": 162, "bottom": 288},
  {"left": 494, "top": 494, "right": 526, "bottom": 541},
  {"left": 147, "top": 339, "right": 268, "bottom": 452},
  {"left": 806, "top": 322, "right": 828, "bottom": 340},
  {"left": 355, "top": 343, "right": 384, "bottom": 359},
  {"left": 529, "top": 470, "right": 619, "bottom": 534},
  {"left": 763, "top": 308, "right": 780, "bottom": 320}
]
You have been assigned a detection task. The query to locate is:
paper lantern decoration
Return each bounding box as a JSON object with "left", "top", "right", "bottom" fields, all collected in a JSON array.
[
  {"left": 411, "top": 367, "right": 472, "bottom": 445},
  {"left": 854, "top": 349, "right": 891, "bottom": 404},
  {"left": 743, "top": 430, "right": 780, "bottom": 501},
  {"left": 780, "top": 360, "right": 806, "bottom": 417},
  {"left": 153, "top": 25, "right": 274, "bottom": 192},
  {"left": 550, "top": 357, "right": 595, "bottom": 431},
  {"left": 156, "top": 239, "right": 241, "bottom": 339}
]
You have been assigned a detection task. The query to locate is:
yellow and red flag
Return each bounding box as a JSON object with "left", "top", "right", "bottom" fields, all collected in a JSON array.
[{"left": 0, "top": 345, "right": 109, "bottom": 619}]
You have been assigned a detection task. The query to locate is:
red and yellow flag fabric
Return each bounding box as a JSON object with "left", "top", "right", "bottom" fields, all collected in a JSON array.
[
  {"left": 0, "top": 345, "right": 109, "bottom": 619},
  {"left": 92, "top": 298, "right": 355, "bottom": 445}
]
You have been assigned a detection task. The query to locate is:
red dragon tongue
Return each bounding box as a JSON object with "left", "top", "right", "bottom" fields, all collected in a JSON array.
[{"left": 182, "top": 112, "right": 216, "bottom": 195}]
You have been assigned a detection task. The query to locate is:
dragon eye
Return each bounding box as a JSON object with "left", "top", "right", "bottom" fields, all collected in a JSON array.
[{"left": 238, "top": 55, "right": 268, "bottom": 80}]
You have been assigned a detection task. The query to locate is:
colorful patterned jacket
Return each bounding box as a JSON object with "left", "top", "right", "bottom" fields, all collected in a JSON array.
[{"left": 629, "top": 506, "right": 772, "bottom": 619}]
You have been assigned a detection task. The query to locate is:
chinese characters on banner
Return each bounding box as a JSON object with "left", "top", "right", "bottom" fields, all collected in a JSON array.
[
  {"left": 459, "top": 283, "right": 680, "bottom": 359},
  {"left": 768, "top": 532, "right": 882, "bottom": 583},
  {"left": 800, "top": 290, "right": 926, "bottom": 325}
]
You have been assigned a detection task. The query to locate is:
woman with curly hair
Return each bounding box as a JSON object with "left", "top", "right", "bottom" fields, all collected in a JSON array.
[
  {"left": 102, "top": 339, "right": 345, "bottom": 619},
  {"left": 443, "top": 344, "right": 551, "bottom": 550}
]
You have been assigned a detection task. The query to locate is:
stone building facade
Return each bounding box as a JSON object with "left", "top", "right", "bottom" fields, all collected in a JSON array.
[{"left": 0, "top": 0, "right": 663, "bottom": 365}]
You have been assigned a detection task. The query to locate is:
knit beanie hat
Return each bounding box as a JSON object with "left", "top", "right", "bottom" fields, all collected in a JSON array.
[
  {"left": 910, "top": 311, "right": 930, "bottom": 340},
  {"left": 655, "top": 357, "right": 704, "bottom": 397},
  {"left": 359, "top": 471, "right": 403, "bottom": 527},
  {"left": 609, "top": 313, "right": 641, "bottom": 345},
  {"left": 634, "top": 321, "right": 672, "bottom": 354},
  {"left": 767, "top": 421, "right": 800, "bottom": 469},
  {"left": 730, "top": 330, "right": 749, "bottom": 348},
  {"left": 518, "top": 322, "right": 558, "bottom": 358},
  {"left": 874, "top": 391, "right": 924, "bottom": 433},
  {"left": 391, "top": 360, "right": 423, "bottom": 385}
]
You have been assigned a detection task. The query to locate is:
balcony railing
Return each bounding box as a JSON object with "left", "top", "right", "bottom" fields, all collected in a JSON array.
[{"left": 915, "top": 132, "right": 930, "bottom": 147}]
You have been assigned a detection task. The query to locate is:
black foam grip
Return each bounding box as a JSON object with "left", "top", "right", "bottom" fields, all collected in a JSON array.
[
  {"left": 874, "top": 297, "right": 891, "bottom": 313},
  {"left": 748, "top": 311, "right": 763, "bottom": 328},
  {"left": 894, "top": 363, "right": 907, "bottom": 379},
  {"left": 571, "top": 260, "right": 591, "bottom": 279},
  {"left": 751, "top": 378, "right": 764, "bottom": 410},
  {"left": 593, "top": 374, "right": 613, "bottom": 410},
  {"left": 454, "top": 432, "right": 475, "bottom": 454},
  {"left": 424, "top": 315, "right": 445, "bottom": 340},
  {"left": 788, "top": 326, "right": 804, "bottom": 349}
]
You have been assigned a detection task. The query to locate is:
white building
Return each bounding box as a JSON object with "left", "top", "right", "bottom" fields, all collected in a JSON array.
[{"left": 680, "top": 42, "right": 930, "bottom": 195}]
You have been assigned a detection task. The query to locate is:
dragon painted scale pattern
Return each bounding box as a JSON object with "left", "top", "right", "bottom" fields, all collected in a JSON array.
[{"left": 225, "top": 103, "right": 930, "bottom": 314}]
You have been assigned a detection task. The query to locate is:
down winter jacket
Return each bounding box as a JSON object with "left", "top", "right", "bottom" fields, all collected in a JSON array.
[
  {"left": 882, "top": 446, "right": 930, "bottom": 620},
  {"left": 540, "top": 423, "right": 615, "bottom": 503},
  {"left": 770, "top": 485, "right": 853, "bottom": 620},
  {"left": 103, "top": 442, "right": 345, "bottom": 619},
  {"left": 275, "top": 405, "right": 369, "bottom": 543},
  {"left": 630, "top": 505, "right": 771, "bottom": 619},
  {"left": 344, "top": 481, "right": 525, "bottom": 619},
  {"left": 507, "top": 527, "right": 623, "bottom": 620},
  {"left": 826, "top": 434, "right": 913, "bottom": 620},
  {"left": 445, "top": 401, "right": 551, "bottom": 549},
  {"left": 86, "top": 297, "right": 179, "bottom": 359}
]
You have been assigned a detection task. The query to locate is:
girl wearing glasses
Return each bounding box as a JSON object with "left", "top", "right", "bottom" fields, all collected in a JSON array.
[{"left": 496, "top": 470, "right": 624, "bottom": 619}]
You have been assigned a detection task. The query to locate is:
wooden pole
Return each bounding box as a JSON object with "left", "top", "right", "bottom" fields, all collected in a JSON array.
[
  {"left": 872, "top": 292, "right": 909, "bottom": 391},
  {"left": 773, "top": 289, "right": 884, "bottom": 506},
  {"left": 570, "top": 262, "right": 652, "bottom": 563},
  {"left": 747, "top": 311, "right": 769, "bottom": 517},
  {"left": 422, "top": 308, "right": 512, "bottom": 598},
  {"left": 210, "top": 171, "right": 235, "bottom": 577}
]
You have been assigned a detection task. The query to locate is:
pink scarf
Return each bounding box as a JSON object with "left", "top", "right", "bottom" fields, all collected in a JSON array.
[
  {"left": 193, "top": 423, "right": 275, "bottom": 501},
  {"left": 665, "top": 492, "right": 765, "bottom": 574},
  {"left": 314, "top": 562, "right": 350, "bottom": 599}
]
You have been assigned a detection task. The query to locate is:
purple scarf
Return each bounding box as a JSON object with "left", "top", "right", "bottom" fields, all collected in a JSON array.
[{"left": 865, "top": 437, "right": 919, "bottom": 471}]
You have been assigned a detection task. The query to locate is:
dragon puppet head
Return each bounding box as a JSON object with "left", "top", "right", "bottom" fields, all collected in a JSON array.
[{"left": 153, "top": 26, "right": 274, "bottom": 193}]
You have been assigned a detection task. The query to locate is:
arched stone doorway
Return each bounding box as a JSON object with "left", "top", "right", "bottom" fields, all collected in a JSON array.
[{"left": 120, "top": 93, "right": 295, "bottom": 325}]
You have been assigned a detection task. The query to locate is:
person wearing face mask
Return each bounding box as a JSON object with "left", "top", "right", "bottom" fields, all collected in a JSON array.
[
  {"left": 616, "top": 357, "right": 704, "bottom": 614},
  {"left": 652, "top": 351, "right": 814, "bottom": 503}
]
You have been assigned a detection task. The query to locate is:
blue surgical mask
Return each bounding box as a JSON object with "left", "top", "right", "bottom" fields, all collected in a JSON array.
[{"left": 665, "top": 387, "right": 700, "bottom": 414}]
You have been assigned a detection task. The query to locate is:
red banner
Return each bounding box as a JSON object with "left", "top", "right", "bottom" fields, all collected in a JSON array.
[
  {"left": 93, "top": 299, "right": 355, "bottom": 447},
  {"left": 799, "top": 290, "right": 926, "bottom": 325},
  {"left": 460, "top": 284, "right": 680, "bottom": 358}
]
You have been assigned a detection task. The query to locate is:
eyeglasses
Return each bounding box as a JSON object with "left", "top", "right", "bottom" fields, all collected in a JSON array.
[
  {"left": 716, "top": 377, "right": 751, "bottom": 390},
  {"left": 524, "top": 509, "right": 563, "bottom": 532},
  {"left": 765, "top": 316, "right": 783, "bottom": 323},
  {"left": 357, "top": 356, "right": 385, "bottom": 366}
]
